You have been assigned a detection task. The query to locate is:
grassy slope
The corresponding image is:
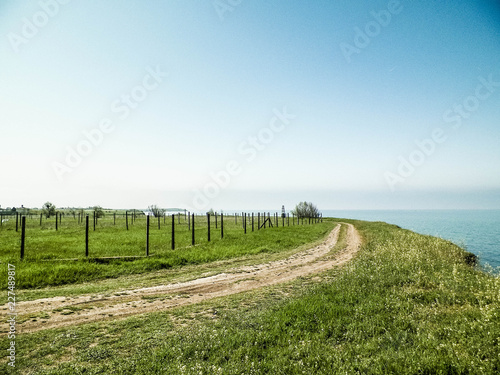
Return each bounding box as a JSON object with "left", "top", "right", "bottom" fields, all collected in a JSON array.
[{"left": 3, "top": 220, "right": 500, "bottom": 374}]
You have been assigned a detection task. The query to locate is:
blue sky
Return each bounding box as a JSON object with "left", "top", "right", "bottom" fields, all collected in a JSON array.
[{"left": 1, "top": 0, "right": 499, "bottom": 211}]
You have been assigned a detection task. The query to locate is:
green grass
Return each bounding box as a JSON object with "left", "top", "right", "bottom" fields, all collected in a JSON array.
[
  {"left": 3, "top": 219, "right": 499, "bottom": 374},
  {"left": 0, "top": 213, "right": 332, "bottom": 291}
]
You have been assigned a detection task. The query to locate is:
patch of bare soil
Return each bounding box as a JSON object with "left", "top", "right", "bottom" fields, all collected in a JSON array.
[{"left": 4, "top": 223, "right": 361, "bottom": 334}]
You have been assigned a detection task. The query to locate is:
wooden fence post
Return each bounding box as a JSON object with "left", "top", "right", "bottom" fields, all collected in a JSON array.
[
  {"left": 126, "top": 211, "right": 129, "bottom": 230},
  {"left": 244, "top": 213, "right": 247, "bottom": 234},
  {"left": 171, "top": 214, "right": 175, "bottom": 250},
  {"left": 215, "top": 212, "right": 218, "bottom": 229},
  {"left": 146, "top": 215, "right": 150, "bottom": 256},
  {"left": 258, "top": 212, "right": 260, "bottom": 230},
  {"left": 221, "top": 213, "right": 224, "bottom": 239},
  {"left": 191, "top": 213, "right": 195, "bottom": 245},
  {"left": 252, "top": 212, "right": 254, "bottom": 232},
  {"left": 85, "top": 215, "right": 89, "bottom": 257},
  {"left": 20, "top": 216, "right": 26, "bottom": 260},
  {"left": 188, "top": 212, "right": 190, "bottom": 230},
  {"left": 55, "top": 212, "right": 58, "bottom": 231},
  {"left": 207, "top": 212, "right": 211, "bottom": 242},
  {"left": 158, "top": 215, "right": 160, "bottom": 230}
]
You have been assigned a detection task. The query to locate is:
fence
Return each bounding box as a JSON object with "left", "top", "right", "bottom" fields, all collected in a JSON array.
[{"left": 0, "top": 210, "right": 323, "bottom": 260}]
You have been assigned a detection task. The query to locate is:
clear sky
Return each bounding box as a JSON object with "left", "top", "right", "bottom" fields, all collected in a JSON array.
[{"left": 1, "top": 0, "right": 499, "bottom": 211}]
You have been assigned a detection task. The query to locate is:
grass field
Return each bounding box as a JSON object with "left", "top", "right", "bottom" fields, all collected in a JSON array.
[
  {"left": 0, "top": 211, "right": 330, "bottom": 291},
  {"left": 2, "top": 219, "right": 499, "bottom": 374}
]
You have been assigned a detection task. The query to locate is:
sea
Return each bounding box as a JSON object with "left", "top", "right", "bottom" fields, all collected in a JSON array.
[{"left": 321, "top": 209, "right": 500, "bottom": 273}]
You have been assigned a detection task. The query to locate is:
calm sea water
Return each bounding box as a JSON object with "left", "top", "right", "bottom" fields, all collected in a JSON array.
[{"left": 322, "top": 210, "right": 500, "bottom": 272}]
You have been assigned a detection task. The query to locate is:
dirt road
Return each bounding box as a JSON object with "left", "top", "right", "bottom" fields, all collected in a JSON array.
[{"left": 8, "top": 223, "right": 361, "bottom": 334}]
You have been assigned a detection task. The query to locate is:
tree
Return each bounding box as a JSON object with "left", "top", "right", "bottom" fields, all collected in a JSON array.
[
  {"left": 291, "top": 201, "right": 320, "bottom": 218},
  {"left": 148, "top": 205, "right": 165, "bottom": 218},
  {"left": 93, "top": 206, "right": 105, "bottom": 218},
  {"left": 42, "top": 202, "right": 56, "bottom": 218}
]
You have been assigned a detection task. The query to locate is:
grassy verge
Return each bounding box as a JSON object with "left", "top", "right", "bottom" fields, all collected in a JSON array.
[{"left": 3, "top": 220, "right": 499, "bottom": 374}]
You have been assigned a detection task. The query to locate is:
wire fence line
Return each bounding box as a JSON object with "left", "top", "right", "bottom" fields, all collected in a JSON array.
[{"left": 0, "top": 210, "right": 323, "bottom": 261}]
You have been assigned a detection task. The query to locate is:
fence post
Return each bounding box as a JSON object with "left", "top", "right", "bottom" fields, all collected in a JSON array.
[
  {"left": 114, "top": 212, "right": 116, "bottom": 225},
  {"left": 171, "top": 214, "right": 175, "bottom": 250},
  {"left": 188, "top": 212, "right": 190, "bottom": 230},
  {"left": 215, "top": 212, "right": 218, "bottom": 229},
  {"left": 257, "top": 212, "right": 260, "bottom": 230},
  {"left": 85, "top": 215, "right": 89, "bottom": 257},
  {"left": 252, "top": 212, "right": 254, "bottom": 232},
  {"left": 221, "top": 213, "right": 224, "bottom": 239},
  {"left": 20, "top": 216, "right": 26, "bottom": 260},
  {"left": 93, "top": 211, "right": 96, "bottom": 231},
  {"left": 158, "top": 215, "right": 160, "bottom": 230},
  {"left": 126, "top": 211, "right": 129, "bottom": 230},
  {"left": 146, "top": 215, "right": 150, "bottom": 256},
  {"left": 16, "top": 212, "right": 19, "bottom": 232},
  {"left": 0, "top": 212, "right": 2, "bottom": 227},
  {"left": 244, "top": 213, "right": 247, "bottom": 234},
  {"left": 191, "top": 213, "right": 195, "bottom": 245},
  {"left": 207, "top": 212, "right": 211, "bottom": 242},
  {"left": 55, "top": 212, "right": 58, "bottom": 231}
]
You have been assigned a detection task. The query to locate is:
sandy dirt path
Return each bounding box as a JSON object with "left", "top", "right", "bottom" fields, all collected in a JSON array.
[{"left": 5, "top": 223, "right": 361, "bottom": 334}]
